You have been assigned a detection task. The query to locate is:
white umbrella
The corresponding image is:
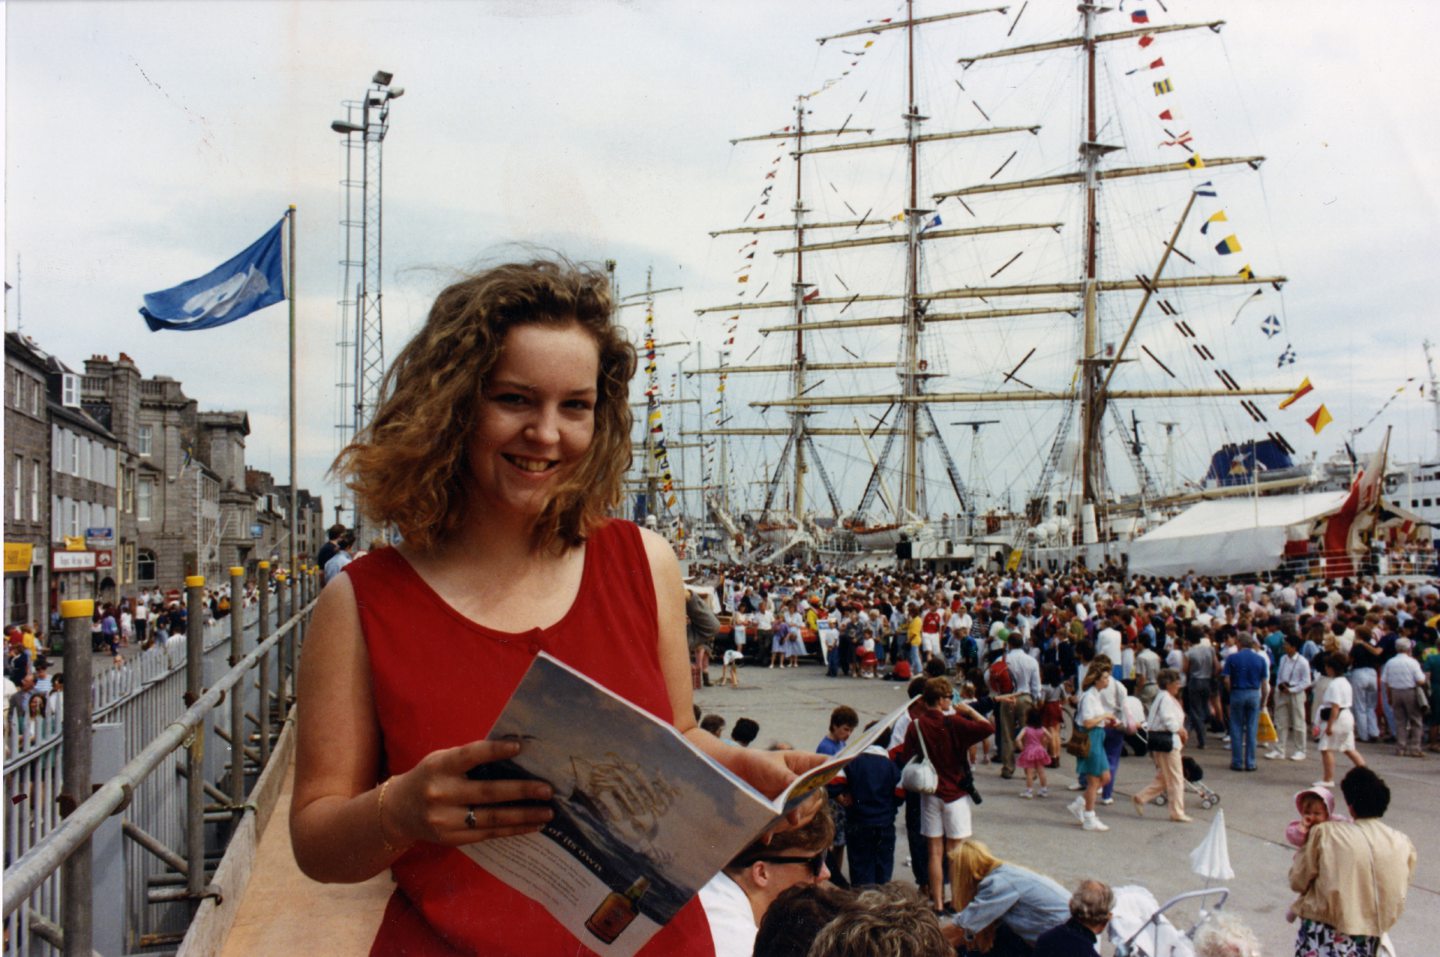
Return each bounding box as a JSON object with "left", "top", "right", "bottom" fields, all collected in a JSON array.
[{"left": 1189, "top": 809, "right": 1235, "bottom": 881}]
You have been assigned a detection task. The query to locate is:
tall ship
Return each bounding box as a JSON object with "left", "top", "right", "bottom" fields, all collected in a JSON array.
[{"left": 639, "top": 2, "right": 1432, "bottom": 575}]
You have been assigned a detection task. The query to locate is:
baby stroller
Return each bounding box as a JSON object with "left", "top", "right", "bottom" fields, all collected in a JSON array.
[
  {"left": 1109, "top": 886, "right": 1230, "bottom": 957},
  {"left": 1148, "top": 755, "right": 1220, "bottom": 811}
]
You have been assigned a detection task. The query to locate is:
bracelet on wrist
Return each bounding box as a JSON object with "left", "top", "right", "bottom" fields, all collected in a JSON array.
[{"left": 376, "top": 778, "right": 406, "bottom": 855}]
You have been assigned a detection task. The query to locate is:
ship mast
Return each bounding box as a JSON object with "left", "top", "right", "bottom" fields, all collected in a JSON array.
[
  {"left": 1078, "top": 0, "right": 1113, "bottom": 539},
  {"left": 791, "top": 96, "right": 810, "bottom": 522},
  {"left": 900, "top": 0, "right": 926, "bottom": 522}
]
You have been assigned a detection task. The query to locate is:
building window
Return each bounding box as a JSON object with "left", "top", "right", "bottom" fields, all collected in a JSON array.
[
  {"left": 137, "top": 478, "right": 154, "bottom": 522},
  {"left": 69, "top": 432, "right": 80, "bottom": 476},
  {"left": 30, "top": 380, "right": 40, "bottom": 416},
  {"left": 68, "top": 500, "right": 80, "bottom": 537},
  {"left": 124, "top": 469, "right": 135, "bottom": 513},
  {"left": 12, "top": 454, "right": 21, "bottom": 517},
  {"left": 137, "top": 549, "right": 157, "bottom": 583},
  {"left": 30, "top": 461, "right": 39, "bottom": 521},
  {"left": 62, "top": 373, "right": 80, "bottom": 408},
  {"left": 138, "top": 425, "right": 153, "bottom": 457}
]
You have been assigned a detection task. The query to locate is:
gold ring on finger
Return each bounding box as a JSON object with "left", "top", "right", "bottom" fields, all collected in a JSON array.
[{"left": 464, "top": 806, "right": 478, "bottom": 829}]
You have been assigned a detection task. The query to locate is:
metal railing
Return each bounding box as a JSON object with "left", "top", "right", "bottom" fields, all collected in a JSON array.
[
  {"left": 3, "top": 564, "right": 319, "bottom": 956},
  {"left": 1277, "top": 545, "right": 1438, "bottom": 580}
]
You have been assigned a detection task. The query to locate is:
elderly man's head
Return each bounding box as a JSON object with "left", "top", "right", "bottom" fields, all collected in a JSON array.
[{"left": 1068, "top": 880, "right": 1113, "bottom": 932}]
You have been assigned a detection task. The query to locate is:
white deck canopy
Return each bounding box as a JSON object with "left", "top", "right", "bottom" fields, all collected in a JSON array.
[{"left": 1128, "top": 491, "right": 1350, "bottom": 578}]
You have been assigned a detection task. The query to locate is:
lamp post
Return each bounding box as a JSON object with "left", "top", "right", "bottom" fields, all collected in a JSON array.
[{"left": 331, "top": 71, "right": 403, "bottom": 544}]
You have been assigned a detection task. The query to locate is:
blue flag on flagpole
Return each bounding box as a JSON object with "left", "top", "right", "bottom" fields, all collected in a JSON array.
[{"left": 139, "top": 218, "right": 287, "bottom": 332}]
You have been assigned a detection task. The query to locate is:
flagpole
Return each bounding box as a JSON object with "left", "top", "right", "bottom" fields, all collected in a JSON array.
[{"left": 288, "top": 205, "right": 298, "bottom": 583}]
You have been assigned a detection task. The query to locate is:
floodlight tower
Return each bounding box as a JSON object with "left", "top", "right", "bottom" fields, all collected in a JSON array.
[{"left": 331, "top": 70, "right": 403, "bottom": 542}]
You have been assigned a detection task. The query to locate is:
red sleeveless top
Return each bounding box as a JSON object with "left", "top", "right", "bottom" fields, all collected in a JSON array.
[{"left": 345, "top": 519, "right": 712, "bottom": 956}]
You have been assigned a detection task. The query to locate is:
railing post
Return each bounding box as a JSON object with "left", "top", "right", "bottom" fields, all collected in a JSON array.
[
  {"left": 256, "top": 561, "right": 271, "bottom": 768},
  {"left": 185, "top": 575, "right": 207, "bottom": 901},
  {"left": 228, "top": 567, "right": 246, "bottom": 811},
  {"left": 59, "top": 599, "right": 95, "bottom": 957},
  {"left": 289, "top": 573, "right": 301, "bottom": 694},
  {"left": 275, "top": 573, "right": 289, "bottom": 727}
]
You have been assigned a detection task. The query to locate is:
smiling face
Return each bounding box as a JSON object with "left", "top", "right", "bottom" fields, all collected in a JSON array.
[{"left": 465, "top": 322, "right": 600, "bottom": 526}]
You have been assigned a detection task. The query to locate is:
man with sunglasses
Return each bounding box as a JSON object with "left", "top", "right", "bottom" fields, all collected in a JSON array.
[{"left": 697, "top": 803, "right": 835, "bottom": 957}]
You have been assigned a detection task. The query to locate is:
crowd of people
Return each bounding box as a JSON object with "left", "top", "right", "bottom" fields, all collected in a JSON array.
[{"left": 688, "top": 562, "right": 1429, "bottom": 955}]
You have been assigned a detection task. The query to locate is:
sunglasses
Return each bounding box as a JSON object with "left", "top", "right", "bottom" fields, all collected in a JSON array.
[{"left": 744, "top": 851, "right": 826, "bottom": 877}]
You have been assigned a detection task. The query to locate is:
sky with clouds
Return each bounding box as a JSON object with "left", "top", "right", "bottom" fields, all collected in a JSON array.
[{"left": 5, "top": 0, "right": 1438, "bottom": 524}]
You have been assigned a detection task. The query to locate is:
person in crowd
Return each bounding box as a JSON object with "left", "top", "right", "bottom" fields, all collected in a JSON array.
[
  {"left": 838, "top": 719, "right": 902, "bottom": 887},
  {"left": 752, "top": 883, "right": 855, "bottom": 957},
  {"left": 1068, "top": 660, "right": 1118, "bottom": 832},
  {"left": 1289, "top": 768, "right": 1415, "bottom": 957},
  {"left": 698, "top": 804, "right": 834, "bottom": 957},
  {"left": 808, "top": 883, "right": 952, "bottom": 957},
  {"left": 891, "top": 678, "right": 994, "bottom": 913},
  {"left": 1270, "top": 632, "right": 1313, "bottom": 762},
  {"left": 732, "top": 717, "right": 761, "bottom": 748},
  {"left": 1182, "top": 630, "right": 1217, "bottom": 749},
  {"left": 700, "top": 713, "right": 726, "bottom": 737},
  {"left": 817, "top": 705, "right": 858, "bottom": 757},
  {"left": 1014, "top": 707, "right": 1051, "bottom": 799},
  {"left": 687, "top": 584, "right": 721, "bottom": 688},
  {"left": 947, "top": 839, "right": 1071, "bottom": 956},
  {"left": 315, "top": 523, "right": 346, "bottom": 569},
  {"left": 1220, "top": 632, "right": 1269, "bottom": 772},
  {"left": 817, "top": 705, "right": 858, "bottom": 885},
  {"left": 1379, "top": 637, "right": 1428, "bottom": 756},
  {"left": 994, "top": 634, "right": 1041, "bottom": 781},
  {"left": 1132, "top": 668, "right": 1191, "bottom": 822},
  {"left": 1346, "top": 625, "right": 1383, "bottom": 742},
  {"left": 321, "top": 530, "right": 355, "bottom": 585},
  {"left": 1034, "top": 879, "right": 1113, "bottom": 957},
  {"left": 1283, "top": 785, "right": 1348, "bottom": 855},
  {"left": 289, "top": 259, "right": 822, "bottom": 954},
  {"left": 1314, "top": 653, "right": 1366, "bottom": 789}
]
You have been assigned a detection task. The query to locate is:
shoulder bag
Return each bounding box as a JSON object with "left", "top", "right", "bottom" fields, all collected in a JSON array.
[
  {"left": 900, "top": 718, "right": 939, "bottom": 794},
  {"left": 1065, "top": 723, "right": 1092, "bottom": 759}
]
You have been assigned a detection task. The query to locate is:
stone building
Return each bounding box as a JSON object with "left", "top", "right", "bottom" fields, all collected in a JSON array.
[
  {"left": 6, "top": 337, "right": 321, "bottom": 611},
  {"left": 4, "top": 333, "right": 51, "bottom": 626},
  {"left": 133, "top": 375, "right": 225, "bottom": 587},
  {"left": 196, "top": 410, "right": 256, "bottom": 572},
  {"left": 80, "top": 353, "right": 143, "bottom": 596},
  {"left": 46, "top": 355, "right": 120, "bottom": 609}
]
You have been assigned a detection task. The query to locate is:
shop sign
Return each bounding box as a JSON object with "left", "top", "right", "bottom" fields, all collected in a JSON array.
[
  {"left": 64, "top": 536, "right": 87, "bottom": 552},
  {"left": 52, "top": 551, "right": 97, "bottom": 572},
  {"left": 95, "top": 550, "right": 114, "bottom": 569},
  {"left": 85, "top": 527, "right": 114, "bottom": 548},
  {"left": 4, "top": 543, "right": 34, "bottom": 574}
]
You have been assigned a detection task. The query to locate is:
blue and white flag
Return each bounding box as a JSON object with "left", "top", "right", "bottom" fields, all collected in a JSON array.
[{"left": 140, "top": 218, "right": 286, "bottom": 332}]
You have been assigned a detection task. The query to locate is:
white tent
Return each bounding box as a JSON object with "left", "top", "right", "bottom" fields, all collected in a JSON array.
[{"left": 1128, "top": 491, "right": 1349, "bottom": 578}]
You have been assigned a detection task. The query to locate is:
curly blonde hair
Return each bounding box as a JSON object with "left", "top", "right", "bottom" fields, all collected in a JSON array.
[{"left": 334, "top": 259, "right": 635, "bottom": 553}]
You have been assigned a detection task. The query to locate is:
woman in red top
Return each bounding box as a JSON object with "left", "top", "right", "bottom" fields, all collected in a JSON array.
[
  {"left": 290, "top": 260, "right": 822, "bottom": 955},
  {"left": 892, "top": 677, "right": 994, "bottom": 912}
]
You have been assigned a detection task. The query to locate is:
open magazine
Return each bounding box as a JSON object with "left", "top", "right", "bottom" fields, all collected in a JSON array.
[{"left": 458, "top": 652, "right": 914, "bottom": 956}]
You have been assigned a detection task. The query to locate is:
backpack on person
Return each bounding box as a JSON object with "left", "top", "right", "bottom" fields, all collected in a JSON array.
[{"left": 986, "top": 655, "right": 1015, "bottom": 695}]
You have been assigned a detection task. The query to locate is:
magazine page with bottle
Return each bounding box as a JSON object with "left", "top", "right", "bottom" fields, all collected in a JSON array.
[{"left": 459, "top": 652, "right": 912, "bottom": 956}]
